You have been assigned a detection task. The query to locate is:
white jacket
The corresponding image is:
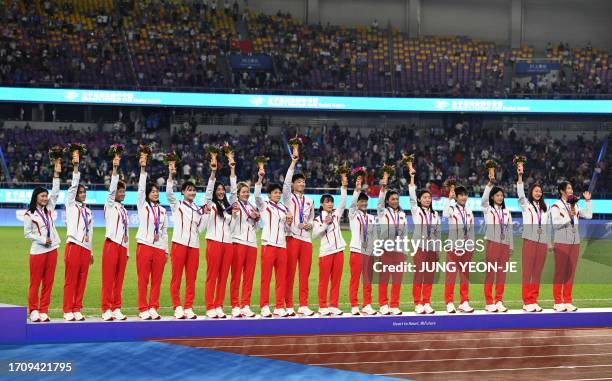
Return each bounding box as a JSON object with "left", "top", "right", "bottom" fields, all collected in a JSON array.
[
  {"left": 376, "top": 188, "right": 408, "bottom": 241},
  {"left": 313, "top": 187, "right": 347, "bottom": 256},
  {"left": 409, "top": 184, "right": 441, "bottom": 251},
  {"left": 282, "top": 167, "right": 315, "bottom": 242},
  {"left": 348, "top": 188, "right": 376, "bottom": 255},
  {"left": 550, "top": 198, "right": 592, "bottom": 245},
  {"left": 517, "top": 182, "right": 552, "bottom": 246},
  {"left": 203, "top": 175, "right": 236, "bottom": 244},
  {"left": 65, "top": 172, "right": 93, "bottom": 252},
  {"left": 481, "top": 185, "right": 513, "bottom": 250},
  {"left": 254, "top": 183, "right": 289, "bottom": 248},
  {"left": 166, "top": 178, "right": 207, "bottom": 248},
  {"left": 135, "top": 171, "right": 169, "bottom": 252},
  {"left": 104, "top": 175, "right": 129, "bottom": 249},
  {"left": 23, "top": 177, "right": 61, "bottom": 255},
  {"left": 442, "top": 199, "right": 475, "bottom": 253},
  {"left": 230, "top": 181, "right": 259, "bottom": 248}
]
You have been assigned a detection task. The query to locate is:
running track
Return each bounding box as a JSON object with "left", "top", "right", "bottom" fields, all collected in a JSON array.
[{"left": 162, "top": 327, "right": 612, "bottom": 381}]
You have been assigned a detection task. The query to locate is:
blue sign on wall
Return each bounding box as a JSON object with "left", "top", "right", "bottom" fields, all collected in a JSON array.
[{"left": 229, "top": 54, "right": 273, "bottom": 70}]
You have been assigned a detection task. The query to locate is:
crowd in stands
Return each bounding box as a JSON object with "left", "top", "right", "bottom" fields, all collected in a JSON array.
[
  {"left": 1, "top": 1, "right": 610, "bottom": 97},
  {"left": 2, "top": 116, "right": 608, "bottom": 199}
]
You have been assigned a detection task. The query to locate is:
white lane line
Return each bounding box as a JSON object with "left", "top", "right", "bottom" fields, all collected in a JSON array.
[
  {"left": 251, "top": 341, "right": 612, "bottom": 357},
  {"left": 198, "top": 333, "right": 612, "bottom": 349},
  {"left": 377, "top": 364, "right": 612, "bottom": 376},
  {"left": 310, "top": 351, "right": 612, "bottom": 366}
]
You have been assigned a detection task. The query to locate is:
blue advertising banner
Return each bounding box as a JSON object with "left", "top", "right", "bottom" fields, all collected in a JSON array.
[
  {"left": 515, "top": 62, "right": 561, "bottom": 74},
  {"left": 2, "top": 87, "right": 612, "bottom": 114},
  {"left": 229, "top": 54, "right": 273, "bottom": 70}
]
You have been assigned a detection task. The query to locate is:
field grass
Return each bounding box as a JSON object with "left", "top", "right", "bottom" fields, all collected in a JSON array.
[{"left": 2, "top": 227, "right": 611, "bottom": 318}]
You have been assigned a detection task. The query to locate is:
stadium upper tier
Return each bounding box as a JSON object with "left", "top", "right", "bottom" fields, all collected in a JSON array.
[{"left": 0, "top": 1, "right": 610, "bottom": 98}]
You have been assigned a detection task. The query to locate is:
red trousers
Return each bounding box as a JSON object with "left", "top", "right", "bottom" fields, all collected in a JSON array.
[
  {"left": 285, "top": 237, "right": 313, "bottom": 308},
  {"left": 413, "top": 250, "right": 438, "bottom": 305},
  {"left": 230, "top": 243, "right": 257, "bottom": 308},
  {"left": 445, "top": 251, "right": 473, "bottom": 304},
  {"left": 318, "top": 251, "right": 344, "bottom": 308},
  {"left": 205, "top": 240, "right": 233, "bottom": 310},
  {"left": 522, "top": 239, "right": 547, "bottom": 305},
  {"left": 28, "top": 250, "right": 57, "bottom": 313},
  {"left": 170, "top": 242, "right": 200, "bottom": 309},
  {"left": 101, "top": 239, "right": 128, "bottom": 311},
  {"left": 136, "top": 243, "right": 166, "bottom": 312},
  {"left": 484, "top": 240, "right": 511, "bottom": 305},
  {"left": 63, "top": 243, "right": 91, "bottom": 313},
  {"left": 378, "top": 251, "right": 403, "bottom": 308},
  {"left": 260, "top": 245, "right": 287, "bottom": 308},
  {"left": 349, "top": 252, "right": 373, "bottom": 307},
  {"left": 553, "top": 243, "right": 580, "bottom": 304}
]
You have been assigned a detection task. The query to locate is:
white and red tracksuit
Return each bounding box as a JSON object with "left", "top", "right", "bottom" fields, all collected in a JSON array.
[
  {"left": 167, "top": 178, "right": 208, "bottom": 310},
  {"left": 23, "top": 177, "right": 60, "bottom": 314},
  {"left": 376, "top": 189, "right": 408, "bottom": 309},
  {"left": 101, "top": 174, "right": 130, "bottom": 312},
  {"left": 517, "top": 182, "right": 552, "bottom": 306},
  {"left": 408, "top": 184, "right": 441, "bottom": 306},
  {"left": 348, "top": 188, "right": 376, "bottom": 308},
  {"left": 313, "top": 187, "right": 347, "bottom": 308},
  {"left": 443, "top": 198, "right": 475, "bottom": 304},
  {"left": 481, "top": 185, "right": 514, "bottom": 305},
  {"left": 135, "top": 171, "right": 168, "bottom": 313},
  {"left": 204, "top": 175, "right": 236, "bottom": 311},
  {"left": 229, "top": 186, "right": 259, "bottom": 309},
  {"left": 282, "top": 167, "right": 315, "bottom": 310},
  {"left": 63, "top": 171, "right": 94, "bottom": 314},
  {"left": 550, "top": 198, "right": 592, "bottom": 304},
  {"left": 254, "top": 183, "right": 290, "bottom": 309}
]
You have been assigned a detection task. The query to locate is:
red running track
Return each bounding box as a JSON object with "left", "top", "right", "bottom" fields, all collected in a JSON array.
[{"left": 160, "top": 327, "right": 612, "bottom": 380}]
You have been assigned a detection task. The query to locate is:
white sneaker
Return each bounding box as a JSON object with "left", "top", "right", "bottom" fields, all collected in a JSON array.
[
  {"left": 73, "top": 311, "right": 85, "bottom": 321},
  {"left": 274, "top": 308, "right": 288, "bottom": 317},
  {"left": 102, "top": 309, "right": 114, "bottom": 321},
  {"left": 319, "top": 307, "right": 330, "bottom": 316},
  {"left": 297, "top": 306, "right": 315, "bottom": 316},
  {"left": 260, "top": 305, "right": 272, "bottom": 318},
  {"left": 285, "top": 308, "right": 296, "bottom": 317},
  {"left": 523, "top": 304, "right": 536, "bottom": 312},
  {"left": 184, "top": 308, "right": 197, "bottom": 319},
  {"left": 30, "top": 310, "right": 40, "bottom": 322},
  {"left": 112, "top": 308, "right": 127, "bottom": 321},
  {"left": 379, "top": 304, "right": 391, "bottom": 315},
  {"left": 458, "top": 301, "right": 474, "bottom": 313},
  {"left": 446, "top": 302, "right": 457, "bottom": 313},
  {"left": 565, "top": 303, "right": 578, "bottom": 312},
  {"left": 148, "top": 308, "right": 161, "bottom": 320},
  {"left": 206, "top": 309, "right": 218, "bottom": 319},
  {"left": 553, "top": 303, "right": 567, "bottom": 312},
  {"left": 139, "top": 311, "right": 152, "bottom": 320},
  {"left": 351, "top": 306, "right": 361, "bottom": 316},
  {"left": 533, "top": 303, "right": 543, "bottom": 312},
  {"left": 361, "top": 304, "right": 377, "bottom": 315},
  {"left": 390, "top": 307, "right": 403, "bottom": 315},
  {"left": 64, "top": 312, "right": 75, "bottom": 321},
  {"left": 241, "top": 306, "right": 256, "bottom": 318},
  {"left": 329, "top": 307, "right": 343, "bottom": 316},
  {"left": 415, "top": 304, "right": 425, "bottom": 314},
  {"left": 39, "top": 313, "right": 50, "bottom": 322},
  {"left": 174, "top": 306, "right": 186, "bottom": 319},
  {"left": 215, "top": 307, "right": 227, "bottom": 319},
  {"left": 423, "top": 304, "right": 435, "bottom": 314},
  {"left": 231, "top": 306, "right": 242, "bottom": 318},
  {"left": 496, "top": 301, "right": 508, "bottom": 312},
  {"left": 485, "top": 304, "right": 498, "bottom": 313}
]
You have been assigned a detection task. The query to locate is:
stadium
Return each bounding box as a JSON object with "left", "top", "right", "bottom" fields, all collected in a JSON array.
[{"left": 1, "top": 0, "right": 611, "bottom": 380}]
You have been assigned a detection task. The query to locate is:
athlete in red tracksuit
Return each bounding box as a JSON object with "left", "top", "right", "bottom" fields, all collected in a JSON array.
[
  {"left": 348, "top": 175, "right": 377, "bottom": 316},
  {"left": 203, "top": 160, "right": 236, "bottom": 319},
  {"left": 408, "top": 168, "right": 441, "bottom": 315},
  {"left": 254, "top": 170, "right": 293, "bottom": 318},
  {"left": 442, "top": 185, "right": 475, "bottom": 313},
  {"left": 516, "top": 166, "right": 551, "bottom": 313},
  {"left": 282, "top": 155, "right": 315, "bottom": 317},
  {"left": 135, "top": 157, "right": 168, "bottom": 320},
  {"left": 166, "top": 163, "right": 207, "bottom": 320},
  {"left": 313, "top": 176, "right": 348, "bottom": 316},
  {"left": 23, "top": 160, "right": 61, "bottom": 323},
  {"left": 229, "top": 180, "right": 260, "bottom": 319},
  {"left": 101, "top": 156, "right": 129, "bottom": 321},
  {"left": 550, "top": 181, "right": 592, "bottom": 312},
  {"left": 63, "top": 156, "right": 94, "bottom": 322}
]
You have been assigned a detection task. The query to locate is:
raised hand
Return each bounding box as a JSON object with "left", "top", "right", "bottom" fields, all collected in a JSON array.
[
  {"left": 232, "top": 202, "right": 239, "bottom": 215},
  {"left": 583, "top": 191, "right": 592, "bottom": 201},
  {"left": 139, "top": 156, "right": 147, "bottom": 168},
  {"left": 341, "top": 174, "right": 348, "bottom": 187},
  {"left": 355, "top": 176, "right": 362, "bottom": 189},
  {"left": 448, "top": 188, "right": 456, "bottom": 200},
  {"left": 291, "top": 154, "right": 299, "bottom": 163},
  {"left": 112, "top": 156, "right": 120, "bottom": 169},
  {"left": 53, "top": 161, "right": 61, "bottom": 177}
]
